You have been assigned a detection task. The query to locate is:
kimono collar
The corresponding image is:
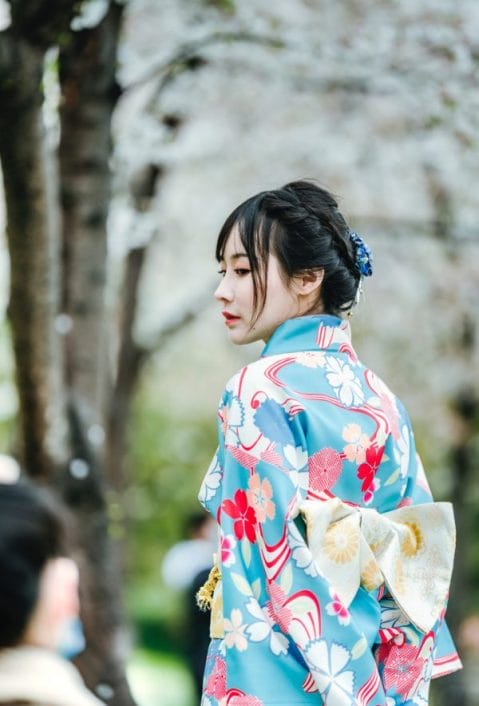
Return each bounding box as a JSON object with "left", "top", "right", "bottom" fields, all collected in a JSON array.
[{"left": 261, "top": 315, "right": 353, "bottom": 357}]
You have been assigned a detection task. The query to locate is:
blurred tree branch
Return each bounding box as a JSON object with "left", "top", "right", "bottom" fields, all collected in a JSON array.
[{"left": 124, "top": 30, "right": 285, "bottom": 92}]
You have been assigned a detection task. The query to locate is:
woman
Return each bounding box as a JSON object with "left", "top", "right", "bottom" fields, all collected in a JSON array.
[
  {"left": 0, "top": 480, "right": 104, "bottom": 706},
  {"left": 198, "top": 181, "right": 461, "bottom": 706}
]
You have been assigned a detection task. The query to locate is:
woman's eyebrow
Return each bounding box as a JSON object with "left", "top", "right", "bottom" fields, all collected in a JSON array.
[{"left": 218, "top": 252, "right": 249, "bottom": 265}]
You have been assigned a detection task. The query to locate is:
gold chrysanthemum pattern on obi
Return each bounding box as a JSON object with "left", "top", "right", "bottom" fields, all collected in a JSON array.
[
  {"left": 299, "top": 497, "right": 456, "bottom": 634},
  {"left": 401, "top": 521, "right": 423, "bottom": 558},
  {"left": 360, "top": 558, "right": 383, "bottom": 592},
  {"left": 323, "top": 516, "right": 360, "bottom": 564}
]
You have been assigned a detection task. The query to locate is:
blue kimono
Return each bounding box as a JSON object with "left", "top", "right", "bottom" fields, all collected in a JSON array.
[{"left": 199, "top": 315, "right": 461, "bottom": 706}]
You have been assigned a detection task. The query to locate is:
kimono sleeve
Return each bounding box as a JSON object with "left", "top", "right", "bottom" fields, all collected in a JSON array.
[{"left": 217, "top": 368, "right": 387, "bottom": 704}]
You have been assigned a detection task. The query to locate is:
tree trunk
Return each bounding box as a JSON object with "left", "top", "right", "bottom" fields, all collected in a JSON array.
[
  {"left": 59, "top": 3, "right": 122, "bottom": 434},
  {"left": 0, "top": 35, "right": 69, "bottom": 479},
  {"left": 57, "top": 6, "right": 136, "bottom": 705}
]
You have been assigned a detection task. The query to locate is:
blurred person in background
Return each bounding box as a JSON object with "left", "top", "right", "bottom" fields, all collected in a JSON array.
[
  {"left": 197, "top": 181, "right": 461, "bottom": 706},
  {"left": 0, "top": 476, "right": 105, "bottom": 706},
  {"left": 162, "top": 511, "right": 216, "bottom": 699}
]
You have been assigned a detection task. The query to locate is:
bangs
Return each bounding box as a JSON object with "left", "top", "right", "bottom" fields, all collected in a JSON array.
[
  {"left": 215, "top": 191, "right": 277, "bottom": 321},
  {"left": 216, "top": 192, "right": 272, "bottom": 262}
]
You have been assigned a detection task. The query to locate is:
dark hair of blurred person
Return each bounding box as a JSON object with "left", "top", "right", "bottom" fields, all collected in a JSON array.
[{"left": 0, "top": 480, "right": 105, "bottom": 706}]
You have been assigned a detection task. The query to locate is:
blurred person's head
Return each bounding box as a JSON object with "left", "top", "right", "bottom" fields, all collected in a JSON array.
[
  {"left": 184, "top": 511, "right": 215, "bottom": 542},
  {"left": 0, "top": 481, "right": 81, "bottom": 653}
]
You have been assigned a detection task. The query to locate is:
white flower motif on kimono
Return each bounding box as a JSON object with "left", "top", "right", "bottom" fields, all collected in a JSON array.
[
  {"left": 394, "top": 423, "right": 411, "bottom": 480},
  {"left": 287, "top": 522, "right": 320, "bottom": 577},
  {"left": 379, "top": 597, "right": 421, "bottom": 646},
  {"left": 296, "top": 351, "right": 326, "bottom": 368},
  {"left": 245, "top": 598, "right": 289, "bottom": 656},
  {"left": 283, "top": 444, "right": 308, "bottom": 471},
  {"left": 325, "top": 357, "right": 364, "bottom": 407},
  {"left": 198, "top": 453, "right": 222, "bottom": 503},
  {"left": 224, "top": 609, "right": 248, "bottom": 651},
  {"left": 305, "top": 640, "right": 355, "bottom": 706}
]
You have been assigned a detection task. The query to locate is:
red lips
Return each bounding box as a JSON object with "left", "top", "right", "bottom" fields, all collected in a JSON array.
[{"left": 222, "top": 311, "right": 240, "bottom": 325}]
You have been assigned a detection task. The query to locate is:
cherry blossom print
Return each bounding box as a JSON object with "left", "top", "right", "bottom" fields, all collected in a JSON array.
[
  {"left": 199, "top": 316, "right": 460, "bottom": 705},
  {"left": 222, "top": 489, "right": 257, "bottom": 543},
  {"left": 220, "top": 531, "right": 237, "bottom": 567},
  {"left": 247, "top": 473, "right": 275, "bottom": 523},
  {"left": 342, "top": 423, "right": 370, "bottom": 464},
  {"left": 325, "top": 356, "right": 364, "bottom": 407},
  {"left": 204, "top": 656, "right": 227, "bottom": 700},
  {"left": 326, "top": 590, "right": 351, "bottom": 626},
  {"left": 357, "top": 444, "right": 385, "bottom": 504},
  {"left": 245, "top": 597, "right": 289, "bottom": 655},
  {"left": 305, "top": 640, "right": 355, "bottom": 705},
  {"left": 223, "top": 609, "right": 248, "bottom": 651},
  {"left": 309, "top": 447, "right": 343, "bottom": 492}
]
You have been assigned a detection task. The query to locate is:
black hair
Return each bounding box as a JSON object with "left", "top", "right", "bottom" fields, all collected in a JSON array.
[
  {"left": 216, "top": 180, "right": 361, "bottom": 319},
  {"left": 0, "top": 482, "right": 67, "bottom": 647},
  {"left": 183, "top": 511, "right": 212, "bottom": 539}
]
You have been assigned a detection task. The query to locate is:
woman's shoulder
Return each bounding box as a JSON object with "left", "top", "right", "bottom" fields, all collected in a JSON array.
[
  {"left": 222, "top": 353, "right": 294, "bottom": 398},
  {"left": 0, "top": 646, "right": 105, "bottom": 706}
]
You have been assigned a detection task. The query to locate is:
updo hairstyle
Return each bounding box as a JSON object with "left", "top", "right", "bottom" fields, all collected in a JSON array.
[
  {"left": 0, "top": 482, "right": 66, "bottom": 647},
  {"left": 216, "top": 180, "right": 361, "bottom": 319}
]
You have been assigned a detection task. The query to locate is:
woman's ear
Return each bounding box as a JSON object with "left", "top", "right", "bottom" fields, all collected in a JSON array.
[{"left": 293, "top": 269, "right": 324, "bottom": 298}]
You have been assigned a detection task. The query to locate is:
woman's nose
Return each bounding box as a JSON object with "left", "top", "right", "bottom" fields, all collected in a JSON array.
[{"left": 214, "top": 276, "right": 232, "bottom": 302}]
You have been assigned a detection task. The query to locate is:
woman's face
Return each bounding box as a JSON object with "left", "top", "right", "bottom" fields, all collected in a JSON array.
[{"left": 214, "top": 227, "right": 300, "bottom": 345}]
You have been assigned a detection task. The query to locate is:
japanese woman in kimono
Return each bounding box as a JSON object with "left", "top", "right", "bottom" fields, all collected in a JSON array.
[{"left": 198, "top": 181, "right": 461, "bottom": 706}]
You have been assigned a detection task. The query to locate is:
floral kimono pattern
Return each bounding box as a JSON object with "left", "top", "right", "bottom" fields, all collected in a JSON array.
[{"left": 199, "top": 315, "right": 461, "bottom": 706}]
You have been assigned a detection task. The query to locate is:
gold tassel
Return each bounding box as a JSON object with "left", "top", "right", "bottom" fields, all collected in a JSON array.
[{"left": 196, "top": 564, "right": 221, "bottom": 611}]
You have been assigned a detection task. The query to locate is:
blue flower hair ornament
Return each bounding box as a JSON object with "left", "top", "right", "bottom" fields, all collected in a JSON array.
[{"left": 349, "top": 230, "right": 373, "bottom": 278}]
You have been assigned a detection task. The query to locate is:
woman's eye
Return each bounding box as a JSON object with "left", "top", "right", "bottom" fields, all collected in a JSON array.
[
  {"left": 234, "top": 268, "right": 250, "bottom": 276},
  {"left": 217, "top": 269, "right": 226, "bottom": 277}
]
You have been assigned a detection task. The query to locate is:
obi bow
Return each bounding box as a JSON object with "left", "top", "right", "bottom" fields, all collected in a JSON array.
[{"left": 298, "top": 497, "right": 456, "bottom": 633}]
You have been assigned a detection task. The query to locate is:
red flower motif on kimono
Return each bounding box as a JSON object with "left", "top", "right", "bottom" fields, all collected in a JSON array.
[
  {"left": 266, "top": 581, "right": 293, "bottom": 632},
  {"left": 357, "top": 444, "right": 384, "bottom": 503},
  {"left": 204, "top": 657, "right": 227, "bottom": 699},
  {"left": 309, "top": 447, "right": 343, "bottom": 492},
  {"left": 380, "top": 643, "right": 425, "bottom": 698},
  {"left": 222, "top": 489, "right": 257, "bottom": 543}
]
